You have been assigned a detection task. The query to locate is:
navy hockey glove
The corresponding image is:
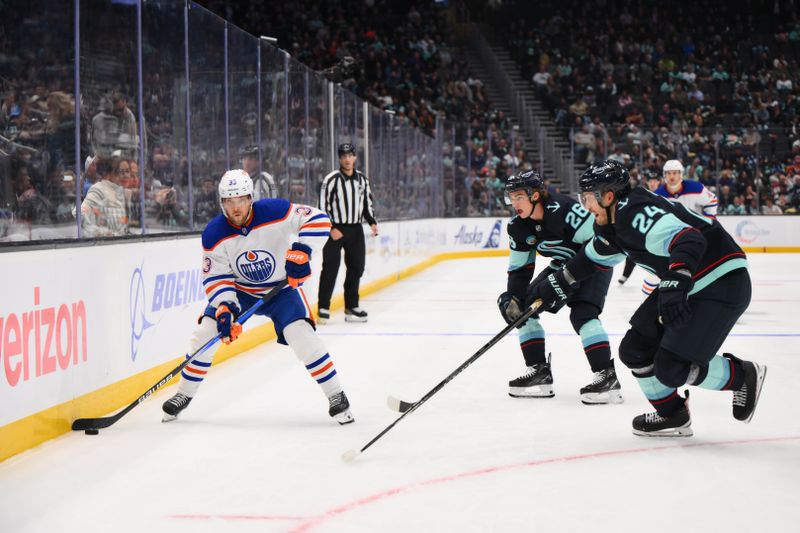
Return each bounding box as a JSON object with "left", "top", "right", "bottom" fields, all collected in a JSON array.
[
  {"left": 525, "top": 269, "right": 573, "bottom": 313},
  {"left": 285, "top": 242, "right": 312, "bottom": 288},
  {"left": 497, "top": 292, "right": 525, "bottom": 325},
  {"left": 216, "top": 302, "right": 242, "bottom": 345},
  {"left": 657, "top": 269, "right": 694, "bottom": 327}
]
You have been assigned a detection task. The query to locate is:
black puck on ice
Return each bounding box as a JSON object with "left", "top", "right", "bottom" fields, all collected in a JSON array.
[{"left": 84, "top": 428, "right": 99, "bottom": 435}]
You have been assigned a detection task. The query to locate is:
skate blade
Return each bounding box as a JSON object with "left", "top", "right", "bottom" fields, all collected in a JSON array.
[
  {"left": 743, "top": 364, "right": 768, "bottom": 424},
  {"left": 334, "top": 410, "right": 355, "bottom": 425},
  {"left": 344, "top": 315, "right": 367, "bottom": 323},
  {"left": 509, "top": 385, "right": 554, "bottom": 398},
  {"left": 581, "top": 389, "right": 624, "bottom": 405},
  {"left": 632, "top": 423, "right": 693, "bottom": 438},
  {"left": 316, "top": 317, "right": 328, "bottom": 325},
  {"left": 161, "top": 413, "right": 178, "bottom": 423}
]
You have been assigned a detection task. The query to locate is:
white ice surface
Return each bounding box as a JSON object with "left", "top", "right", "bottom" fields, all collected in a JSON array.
[{"left": 1, "top": 255, "right": 798, "bottom": 533}]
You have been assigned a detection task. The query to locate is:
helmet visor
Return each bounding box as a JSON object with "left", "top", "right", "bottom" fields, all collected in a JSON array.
[{"left": 579, "top": 191, "right": 601, "bottom": 209}]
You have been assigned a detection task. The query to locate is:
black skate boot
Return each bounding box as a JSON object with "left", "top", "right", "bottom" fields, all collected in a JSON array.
[
  {"left": 726, "top": 353, "right": 767, "bottom": 423},
  {"left": 580, "top": 362, "right": 623, "bottom": 405},
  {"left": 162, "top": 392, "right": 192, "bottom": 422},
  {"left": 632, "top": 392, "right": 692, "bottom": 437},
  {"left": 328, "top": 391, "right": 354, "bottom": 425},
  {"left": 344, "top": 307, "right": 368, "bottom": 323},
  {"left": 508, "top": 355, "right": 554, "bottom": 398},
  {"left": 317, "top": 308, "right": 330, "bottom": 324}
]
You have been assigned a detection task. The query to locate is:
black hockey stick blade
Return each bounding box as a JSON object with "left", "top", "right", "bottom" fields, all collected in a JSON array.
[
  {"left": 345, "top": 300, "right": 542, "bottom": 461},
  {"left": 71, "top": 281, "right": 289, "bottom": 431}
]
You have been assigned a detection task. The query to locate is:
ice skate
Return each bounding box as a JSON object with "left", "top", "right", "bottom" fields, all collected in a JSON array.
[
  {"left": 508, "top": 356, "right": 554, "bottom": 398},
  {"left": 632, "top": 393, "right": 692, "bottom": 437},
  {"left": 580, "top": 363, "right": 623, "bottom": 405},
  {"left": 162, "top": 392, "right": 192, "bottom": 422},
  {"left": 344, "top": 307, "right": 368, "bottom": 323},
  {"left": 727, "top": 354, "right": 767, "bottom": 423},
  {"left": 328, "top": 391, "right": 354, "bottom": 425}
]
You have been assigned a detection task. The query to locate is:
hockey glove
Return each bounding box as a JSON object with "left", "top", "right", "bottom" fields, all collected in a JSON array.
[
  {"left": 216, "top": 303, "right": 242, "bottom": 345},
  {"left": 497, "top": 292, "right": 525, "bottom": 325},
  {"left": 657, "top": 269, "right": 694, "bottom": 327},
  {"left": 285, "top": 242, "right": 312, "bottom": 288},
  {"left": 525, "top": 269, "right": 573, "bottom": 313}
]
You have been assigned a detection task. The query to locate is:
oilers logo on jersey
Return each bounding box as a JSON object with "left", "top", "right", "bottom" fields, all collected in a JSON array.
[{"left": 236, "top": 249, "right": 276, "bottom": 282}]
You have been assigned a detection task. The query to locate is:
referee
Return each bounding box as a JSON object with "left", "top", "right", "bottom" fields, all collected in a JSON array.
[{"left": 317, "top": 143, "right": 378, "bottom": 323}]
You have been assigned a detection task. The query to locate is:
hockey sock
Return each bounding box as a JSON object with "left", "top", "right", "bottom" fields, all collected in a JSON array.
[
  {"left": 632, "top": 365, "right": 684, "bottom": 416},
  {"left": 518, "top": 318, "right": 546, "bottom": 366},
  {"left": 177, "top": 317, "right": 219, "bottom": 397},
  {"left": 283, "top": 320, "right": 343, "bottom": 397},
  {"left": 688, "top": 354, "right": 744, "bottom": 391},
  {"left": 578, "top": 319, "right": 612, "bottom": 372}
]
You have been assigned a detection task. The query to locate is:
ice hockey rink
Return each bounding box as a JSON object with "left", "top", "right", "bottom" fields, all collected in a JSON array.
[{"left": 1, "top": 254, "right": 798, "bottom": 533}]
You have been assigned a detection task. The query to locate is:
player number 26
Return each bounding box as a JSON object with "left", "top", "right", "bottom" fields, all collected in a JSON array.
[{"left": 565, "top": 204, "right": 589, "bottom": 229}]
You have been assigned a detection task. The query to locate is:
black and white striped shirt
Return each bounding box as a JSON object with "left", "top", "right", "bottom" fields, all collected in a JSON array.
[{"left": 318, "top": 169, "right": 377, "bottom": 226}]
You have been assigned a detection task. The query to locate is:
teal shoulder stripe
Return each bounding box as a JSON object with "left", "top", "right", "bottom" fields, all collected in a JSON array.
[{"left": 645, "top": 214, "right": 690, "bottom": 257}]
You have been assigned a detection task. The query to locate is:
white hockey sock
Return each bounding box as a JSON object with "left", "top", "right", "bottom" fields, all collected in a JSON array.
[
  {"left": 283, "top": 320, "right": 343, "bottom": 397},
  {"left": 177, "top": 317, "right": 219, "bottom": 398}
]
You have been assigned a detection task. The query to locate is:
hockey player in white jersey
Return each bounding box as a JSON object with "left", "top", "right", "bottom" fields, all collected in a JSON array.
[
  {"left": 161, "top": 169, "right": 354, "bottom": 425},
  {"left": 656, "top": 159, "right": 718, "bottom": 217}
]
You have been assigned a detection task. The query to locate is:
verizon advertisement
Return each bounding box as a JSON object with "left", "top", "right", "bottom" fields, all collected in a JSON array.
[{"left": 0, "top": 238, "right": 215, "bottom": 425}]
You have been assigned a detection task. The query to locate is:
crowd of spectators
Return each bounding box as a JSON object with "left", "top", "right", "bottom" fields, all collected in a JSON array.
[
  {"left": 480, "top": 0, "right": 800, "bottom": 214},
  {"left": 205, "top": 0, "right": 534, "bottom": 216}
]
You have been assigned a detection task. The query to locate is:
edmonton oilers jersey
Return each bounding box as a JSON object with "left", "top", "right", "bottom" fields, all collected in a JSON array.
[
  {"left": 200, "top": 198, "right": 331, "bottom": 309},
  {"left": 584, "top": 188, "right": 746, "bottom": 295},
  {"left": 655, "top": 180, "right": 718, "bottom": 218}
]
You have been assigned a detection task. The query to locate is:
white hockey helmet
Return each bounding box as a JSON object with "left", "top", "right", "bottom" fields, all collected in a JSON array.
[
  {"left": 219, "top": 169, "right": 254, "bottom": 199},
  {"left": 663, "top": 159, "right": 685, "bottom": 176},
  {"left": 218, "top": 169, "right": 254, "bottom": 218}
]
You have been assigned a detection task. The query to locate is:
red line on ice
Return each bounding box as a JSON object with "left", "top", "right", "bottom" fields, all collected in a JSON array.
[{"left": 289, "top": 435, "right": 800, "bottom": 532}]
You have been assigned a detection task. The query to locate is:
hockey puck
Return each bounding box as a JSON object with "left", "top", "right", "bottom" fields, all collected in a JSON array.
[{"left": 84, "top": 428, "right": 99, "bottom": 435}]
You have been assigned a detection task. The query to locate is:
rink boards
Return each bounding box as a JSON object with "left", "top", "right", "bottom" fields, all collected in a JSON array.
[{"left": 0, "top": 215, "right": 796, "bottom": 461}]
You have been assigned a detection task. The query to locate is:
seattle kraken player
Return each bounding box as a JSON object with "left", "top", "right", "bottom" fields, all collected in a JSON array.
[
  {"left": 162, "top": 170, "right": 354, "bottom": 425},
  {"left": 528, "top": 160, "right": 767, "bottom": 436},
  {"left": 497, "top": 170, "right": 622, "bottom": 404}
]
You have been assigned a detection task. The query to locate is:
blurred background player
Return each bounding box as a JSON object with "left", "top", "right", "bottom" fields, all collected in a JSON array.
[
  {"left": 656, "top": 159, "right": 718, "bottom": 218},
  {"left": 316, "top": 142, "right": 378, "bottom": 323},
  {"left": 497, "top": 170, "right": 622, "bottom": 404},
  {"left": 239, "top": 145, "right": 278, "bottom": 200},
  {"left": 161, "top": 169, "right": 354, "bottom": 425},
  {"left": 528, "top": 160, "right": 766, "bottom": 437}
]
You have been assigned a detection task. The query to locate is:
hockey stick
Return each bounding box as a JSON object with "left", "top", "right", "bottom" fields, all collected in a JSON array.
[
  {"left": 387, "top": 301, "right": 544, "bottom": 413},
  {"left": 71, "top": 280, "right": 289, "bottom": 431},
  {"left": 342, "top": 300, "right": 542, "bottom": 462}
]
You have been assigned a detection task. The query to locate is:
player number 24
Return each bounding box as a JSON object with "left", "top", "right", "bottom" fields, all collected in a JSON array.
[{"left": 632, "top": 206, "right": 666, "bottom": 234}]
